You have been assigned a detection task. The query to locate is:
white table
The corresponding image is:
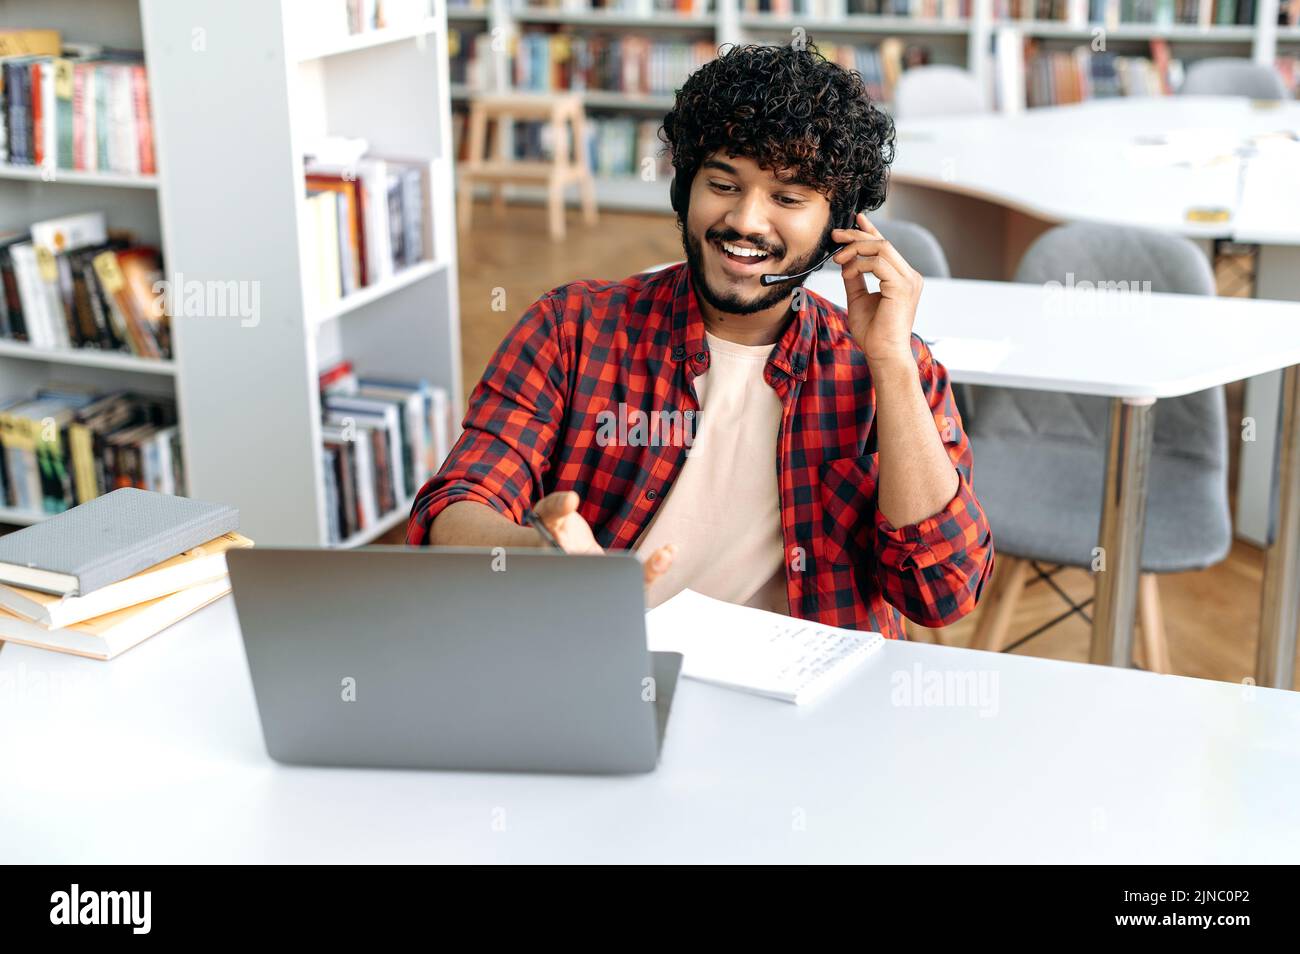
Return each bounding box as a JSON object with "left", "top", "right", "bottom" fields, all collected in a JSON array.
[
  {"left": 3, "top": 596, "right": 1298, "bottom": 863},
  {"left": 805, "top": 273, "right": 1300, "bottom": 687},
  {"left": 882, "top": 96, "right": 1300, "bottom": 550}
]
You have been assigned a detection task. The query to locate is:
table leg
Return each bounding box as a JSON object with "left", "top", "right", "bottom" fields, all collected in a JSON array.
[
  {"left": 1257, "top": 364, "right": 1300, "bottom": 690},
  {"left": 1236, "top": 245, "right": 1300, "bottom": 546},
  {"left": 1090, "top": 397, "right": 1156, "bottom": 667}
]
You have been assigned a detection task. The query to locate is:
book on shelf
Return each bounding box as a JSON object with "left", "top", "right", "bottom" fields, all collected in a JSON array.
[
  {"left": 303, "top": 154, "right": 429, "bottom": 309},
  {"left": 449, "top": 30, "right": 498, "bottom": 92},
  {"left": 0, "top": 388, "right": 184, "bottom": 517},
  {"left": 516, "top": 0, "right": 714, "bottom": 12},
  {"left": 0, "top": 211, "right": 170, "bottom": 359},
  {"left": 0, "top": 32, "right": 156, "bottom": 176},
  {"left": 1021, "top": 36, "right": 1184, "bottom": 105},
  {"left": 478, "top": 30, "right": 918, "bottom": 104},
  {"left": 348, "top": 0, "right": 429, "bottom": 32},
  {"left": 317, "top": 360, "right": 454, "bottom": 543},
  {"left": 511, "top": 32, "right": 717, "bottom": 97},
  {"left": 1066, "top": 0, "right": 1261, "bottom": 24},
  {"left": 481, "top": 113, "right": 672, "bottom": 178},
  {"left": 814, "top": 0, "right": 970, "bottom": 14},
  {"left": 0, "top": 530, "right": 251, "bottom": 628}
]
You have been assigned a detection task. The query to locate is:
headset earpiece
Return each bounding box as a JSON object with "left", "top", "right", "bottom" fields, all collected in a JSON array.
[{"left": 670, "top": 173, "right": 688, "bottom": 217}]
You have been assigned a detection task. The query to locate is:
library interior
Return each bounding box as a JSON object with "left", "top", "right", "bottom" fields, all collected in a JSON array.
[{"left": 1, "top": 0, "right": 1299, "bottom": 867}]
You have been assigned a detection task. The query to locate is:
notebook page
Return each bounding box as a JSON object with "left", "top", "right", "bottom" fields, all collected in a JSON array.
[{"left": 645, "top": 589, "right": 884, "bottom": 705}]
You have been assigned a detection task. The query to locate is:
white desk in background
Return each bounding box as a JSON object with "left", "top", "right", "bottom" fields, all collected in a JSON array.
[
  {"left": 882, "top": 96, "right": 1300, "bottom": 548},
  {"left": 804, "top": 273, "right": 1300, "bottom": 688},
  {"left": 1, "top": 597, "right": 1298, "bottom": 863}
]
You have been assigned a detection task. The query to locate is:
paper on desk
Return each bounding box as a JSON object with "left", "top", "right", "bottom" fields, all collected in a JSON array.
[
  {"left": 645, "top": 588, "right": 884, "bottom": 705},
  {"left": 1234, "top": 150, "right": 1300, "bottom": 243}
]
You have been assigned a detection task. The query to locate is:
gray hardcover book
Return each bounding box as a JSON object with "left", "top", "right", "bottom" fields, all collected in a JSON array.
[{"left": 0, "top": 488, "right": 239, "bottom": 596}]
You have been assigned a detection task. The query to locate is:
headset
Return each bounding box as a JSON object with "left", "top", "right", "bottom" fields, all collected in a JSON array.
[{"left": 670, "top": 171, "right": 866, "bottom": 287}]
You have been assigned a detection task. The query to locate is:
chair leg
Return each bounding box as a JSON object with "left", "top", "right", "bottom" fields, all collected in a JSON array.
[
  {"left": 547, "top": 176, "right": 565, "bottom": 241},
  {"left": 458, "top": 105, "right": 488, "bottom": 232},
  {"left": 970, "top": 556, "right": 1029, "bottom": 653},
  {"left": 1136, "top": 573, "right": 1172, "bottom": 674},
  {"left": 569, "top": 106, "right": 599, "bottom": 226},
  {"left": 457, "top": 178, "right": 474, "bottom": 231}
]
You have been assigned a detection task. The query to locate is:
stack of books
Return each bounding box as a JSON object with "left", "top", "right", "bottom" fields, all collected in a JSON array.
[
  {"left": 0, "top": 488, "right": 250, "bottom": 660},
  {"left": 318, "top": 360, "right": 454, "bottom": 543},
  {"left": 0, "top": 211, "right": 169, "bottom": 357},
  {"left": 511, "top": 33, "right": 717, "bottom": 98},
  {"left": 1023, "top": 38, "right": 1175, "bottom": 106},
  {"left": 302, "top": 154, "right": 429, "bottom": 309},
  {"left": 0, "top": 29, "right": 157, "bottom": 176},
  {"left": 0, "top": 386, "right": 181, "bottom": 516}
]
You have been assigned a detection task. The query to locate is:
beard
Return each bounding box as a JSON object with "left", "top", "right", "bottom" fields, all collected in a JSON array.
[{"left": 682, "top": 219, "right": 834, "bottom": 317}]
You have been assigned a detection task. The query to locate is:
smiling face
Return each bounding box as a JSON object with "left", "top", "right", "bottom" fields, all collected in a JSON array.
[{"left": 682, "top": 152, "right": 836, "bottom": 318}]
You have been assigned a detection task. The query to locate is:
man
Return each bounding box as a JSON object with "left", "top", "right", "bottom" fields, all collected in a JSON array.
[{"left": 408, "top": 43, "right": 994, "bottom": 637}]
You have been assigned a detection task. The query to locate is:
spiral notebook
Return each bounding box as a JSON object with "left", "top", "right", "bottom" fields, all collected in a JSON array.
[{"left": 644, "top": 588, "right": 884, "bottom": 705}]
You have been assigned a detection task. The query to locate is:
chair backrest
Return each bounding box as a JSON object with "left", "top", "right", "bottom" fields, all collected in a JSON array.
[
  {"left": 968, "top": 223, "right": 1226, "bottom": 470},
  {"left": 893, "top": 65, "right": 987, "bottom": 119},
  {"left": 1180, "top": 58, "right": 1289, "bottom": 99},
  {"left": 874, "top": 219, "right": 951, "bottom": 278}
]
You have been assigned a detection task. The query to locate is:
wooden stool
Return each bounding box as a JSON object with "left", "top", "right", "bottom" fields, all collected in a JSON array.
[{"left": 457, "top": 92, "right": 598, "bottom": 241}]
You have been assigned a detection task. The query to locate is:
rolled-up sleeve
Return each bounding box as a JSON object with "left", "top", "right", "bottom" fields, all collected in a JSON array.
[
  {"left": 873, "top": 336, "right": 994, "bottom": 627},
  {"left": 406, "top": 293, "right": 570, "bottom": 544}
]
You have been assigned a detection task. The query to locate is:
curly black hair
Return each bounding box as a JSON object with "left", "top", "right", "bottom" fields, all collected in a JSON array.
[{"left": 660, "top": 42, "right": 896, "bottom": 226}]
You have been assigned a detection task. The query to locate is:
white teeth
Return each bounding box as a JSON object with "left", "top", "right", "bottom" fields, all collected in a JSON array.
[{"left": 722, "top": 241, "right": 768, "bottom": 259}]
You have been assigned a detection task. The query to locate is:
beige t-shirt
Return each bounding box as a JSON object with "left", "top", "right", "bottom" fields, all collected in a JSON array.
[{"left": 635, "top": 330, "right": 789, "bottom": 614}]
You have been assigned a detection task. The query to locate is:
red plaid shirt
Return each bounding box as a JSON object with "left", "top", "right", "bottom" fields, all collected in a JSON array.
[{"left": 408, "top": 262, "right": 993, "bottom": 637}]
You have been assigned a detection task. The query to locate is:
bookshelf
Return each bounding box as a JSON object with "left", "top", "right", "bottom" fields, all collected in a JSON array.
[
  {"left": 447, "top": 0, "right": 1294, "bottom": 210},
  {"left": 0, "top": 0, "right": 178, "bottom": 526},
  {"left": 1, "top": 0, "right": 463, "bottom": 548},
  {"left": 143, "top": 0, "right": 463, "bottom": 547}
]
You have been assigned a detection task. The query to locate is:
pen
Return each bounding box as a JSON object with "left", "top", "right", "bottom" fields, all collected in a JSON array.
[{"left": 524, "top": 508, "right": 566, "bottom": 552}]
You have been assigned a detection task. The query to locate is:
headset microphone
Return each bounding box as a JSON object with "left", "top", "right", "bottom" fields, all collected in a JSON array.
[{"left": 760, "top": 203, "right": 860, "bottom": 287}]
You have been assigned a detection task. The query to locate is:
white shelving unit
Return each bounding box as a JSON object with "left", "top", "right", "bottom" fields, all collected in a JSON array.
[
  {"left": 141, "top": 0, "right": 463, "bottom": 548},
  {"left": 447, "top": 0, "right": 1295, "bottom": 210},
  {"left": 0, "top": 0, "right": 179, "bottom": 528},
  {"left": 0, "top": 0, "right": 462, "bottom": 548}
]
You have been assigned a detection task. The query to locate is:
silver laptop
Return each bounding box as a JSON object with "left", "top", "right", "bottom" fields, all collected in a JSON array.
[{"left": 227, "top": 547, "right": 682, "bottom": 774}]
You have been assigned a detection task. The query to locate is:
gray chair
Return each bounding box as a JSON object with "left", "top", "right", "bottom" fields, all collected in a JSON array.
[
  {"left": 1180, "top": 58, "right": 1289, "bottom": 99},
  {"left": 892, "top": 65, "right": 987, "bottom": 119},
  {"left": 810, "top": 217, "right": 950, "bottom": 278},
  {"left": 874, "top": 218, "right": 951, "bottom": 279},
  {"left": 967, "top": 223, "right": 1231, "bottom": 673}
]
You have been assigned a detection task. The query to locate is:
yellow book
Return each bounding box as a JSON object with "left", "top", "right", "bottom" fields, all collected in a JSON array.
[
  {"left": 0, "top": 532, "right": 252, "bottom": 629},
  {"left": 0, "top": 577, "right": 231, "bottom": 661},
  {"left": 0, "top": 29, "right": 61, "bottom": 58}
]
